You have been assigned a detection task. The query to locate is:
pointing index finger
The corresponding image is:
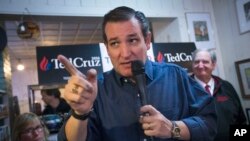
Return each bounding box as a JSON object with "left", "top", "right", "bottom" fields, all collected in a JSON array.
[{"left": 57, "top": 54, "right": 82, "bottom": 76}]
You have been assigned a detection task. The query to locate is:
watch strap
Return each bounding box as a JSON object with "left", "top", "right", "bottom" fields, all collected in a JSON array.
[
  {"left": 71, "top": 109, "right": 92, "bottom": 121},
  {"left": 171, "top": 121, "right": 181, "bottom": 139}
]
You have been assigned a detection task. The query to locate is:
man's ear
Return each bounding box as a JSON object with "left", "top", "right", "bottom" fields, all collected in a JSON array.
[
  {"left": 145, "top": 32, "right": 152, "bottom": 50},
  {"left": 212, "top": 62, "right": 217, "bottom": 70}
]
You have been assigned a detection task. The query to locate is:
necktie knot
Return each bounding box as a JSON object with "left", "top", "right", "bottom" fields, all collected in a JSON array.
[{"left": 205, "top": 85, "right": 211, "bottom": 94}]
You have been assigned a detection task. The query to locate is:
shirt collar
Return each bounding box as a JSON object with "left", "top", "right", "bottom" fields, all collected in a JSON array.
[
  {"left": 144, "top": 59, "right": 154, "bottom": 81},
  {"left": 114, "top": 59, "right": 153, "bottom": 86},
  {"left": 194, "top": 76, "right": 214, "bottom": 88}
]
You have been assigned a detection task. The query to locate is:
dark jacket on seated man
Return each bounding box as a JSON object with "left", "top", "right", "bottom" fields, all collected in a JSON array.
[{"left": 41, "top": 88, "right": 71, "bottom": 115}]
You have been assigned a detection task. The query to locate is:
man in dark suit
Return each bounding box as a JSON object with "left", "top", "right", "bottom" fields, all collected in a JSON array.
[{"left": 191, "top": 49, "right": 247, "bottom": 141}]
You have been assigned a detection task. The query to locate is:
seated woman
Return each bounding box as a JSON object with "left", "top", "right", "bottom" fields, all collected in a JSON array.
[{"left": 13, "top": 112, "right": 49, "bottom": 141}]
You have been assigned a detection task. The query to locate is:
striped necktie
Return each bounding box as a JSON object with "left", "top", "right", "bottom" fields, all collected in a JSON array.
[{"left": 205, "top": 85, "right": 211, "bottom": 94}]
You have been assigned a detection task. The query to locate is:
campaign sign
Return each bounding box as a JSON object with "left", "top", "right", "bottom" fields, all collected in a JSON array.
[
  {"left": 36, "top": 43, "right": 196, "bottom": 85},
  {"left": 36, "top": 44, "right": 103, "bottom": 85},
  {"left": 152, "top": 42, "right": 196, "bottom": 72}
]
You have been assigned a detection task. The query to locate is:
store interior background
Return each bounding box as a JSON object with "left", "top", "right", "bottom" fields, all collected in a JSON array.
[{"left": 0, "top": 0, "right": 250, "bottom": 116}]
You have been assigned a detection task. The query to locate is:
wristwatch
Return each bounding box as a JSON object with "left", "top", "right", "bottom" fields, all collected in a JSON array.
[
  {"left": 171, "top": 121, "right": 181, "bottom": 139},
  {"left": 71, "top": 109, "right": 92, "bottom": 121}
]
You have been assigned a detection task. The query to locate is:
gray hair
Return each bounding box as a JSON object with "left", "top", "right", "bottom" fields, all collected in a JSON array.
[{"left": 191, "top": 48, "right": 217, "bottom": 63}]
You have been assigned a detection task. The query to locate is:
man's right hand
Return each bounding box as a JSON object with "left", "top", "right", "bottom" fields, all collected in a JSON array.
[{"left": 57, "top": 54, "right": 98, "bottom": 115}]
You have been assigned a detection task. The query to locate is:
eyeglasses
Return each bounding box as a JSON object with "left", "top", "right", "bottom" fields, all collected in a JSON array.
[{"left": 21, "top": 125, "right": 44, "bottom": 135}]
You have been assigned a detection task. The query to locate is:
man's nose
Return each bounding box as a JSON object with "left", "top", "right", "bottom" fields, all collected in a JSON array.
[
  {"left": 120, "top": 44, "right": 131, "bottom": 58},
  {"left": 196, "top": 62, "right": 204, "bottom": 68}
]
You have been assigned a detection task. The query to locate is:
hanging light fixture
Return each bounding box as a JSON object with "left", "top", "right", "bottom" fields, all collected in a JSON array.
[
  {"left": 16, "top": 8, "right": 40, "bottom": 39},
  {"left": 16, "top": 59, "right": 25, "bottom": 71},
  {"left": 17, "top": 21, "right": 40, "bottom": 39}
]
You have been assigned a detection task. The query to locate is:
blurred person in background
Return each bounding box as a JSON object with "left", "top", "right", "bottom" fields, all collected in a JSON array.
[
  {"left": 41, "top": 88, "right": 71, "bottom": 115},
  {"left": 13, "top": 112, "right": 49, "bottom": 141},
  {"left": 191, "top": 48, "right": 247, "bottom": 141}
]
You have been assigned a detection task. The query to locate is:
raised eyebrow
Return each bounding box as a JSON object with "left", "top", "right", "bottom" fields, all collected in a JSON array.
[
  {"left": 107, "top": 37, "right": 119, "bottom": 43},
  {"left": 127, "top": 33, "right": 138, "bottom": 38}
]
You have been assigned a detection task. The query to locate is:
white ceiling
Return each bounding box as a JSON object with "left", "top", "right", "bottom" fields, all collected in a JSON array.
[
  {"left": 1, "top": 14, "right": 104, "bottom": 70},
  {"left": 2, "top": 14, "right": 170, "bottom": 71}
]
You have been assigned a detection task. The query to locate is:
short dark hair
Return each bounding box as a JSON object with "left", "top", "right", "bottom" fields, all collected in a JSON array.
[
  {"left": 41, "top": 88, "right": 61, "bottom": 99},
  {"left": 102, "top": 6, "right": 150, "bottom": 43}
]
